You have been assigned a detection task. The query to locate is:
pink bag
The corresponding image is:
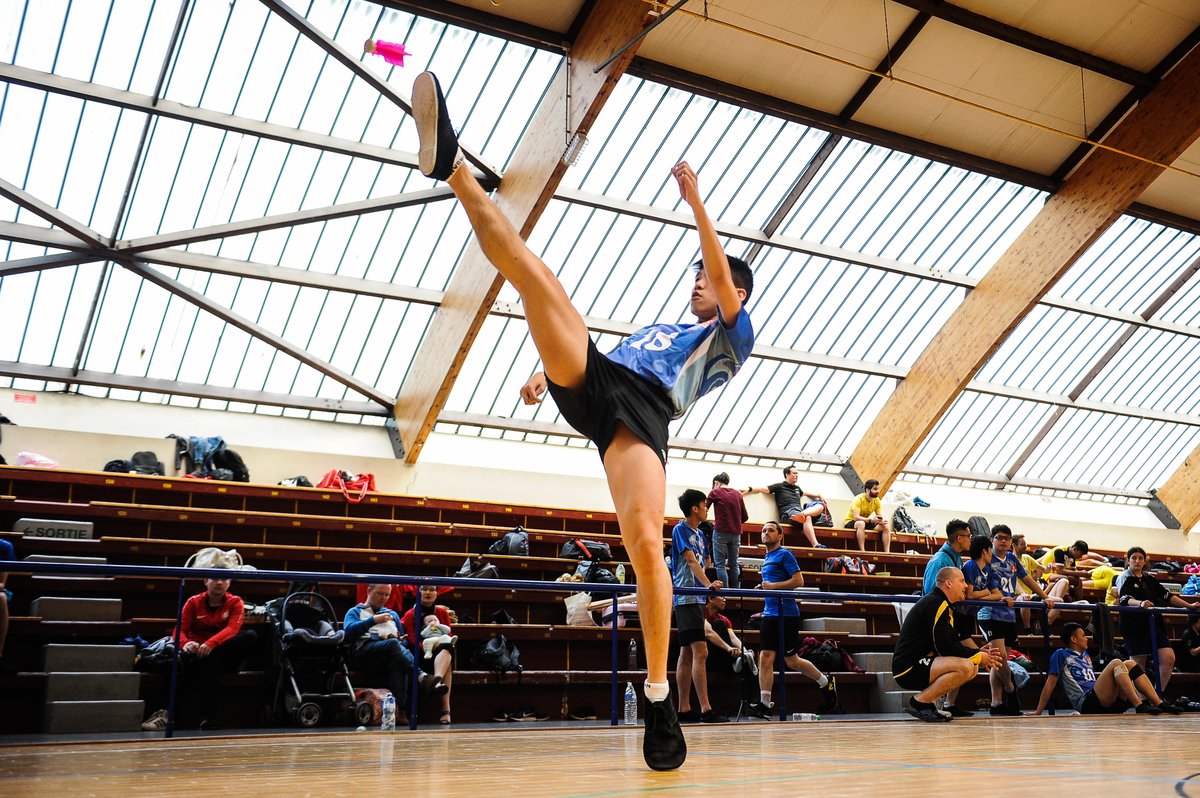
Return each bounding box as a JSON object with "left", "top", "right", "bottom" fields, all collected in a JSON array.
[{"left": 316, "top": 469, "right": 377, "bottom": 503}]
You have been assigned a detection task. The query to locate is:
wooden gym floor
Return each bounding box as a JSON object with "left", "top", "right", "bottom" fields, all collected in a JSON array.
[{"left": 2, "top": 715, "right": 1199, "bottom": 797}]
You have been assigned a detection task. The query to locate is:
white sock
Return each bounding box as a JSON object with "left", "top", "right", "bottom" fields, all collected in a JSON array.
[
  {"left": 760, "top": 691, "right": 772, "bottom": 705},
  {"left": 644, "top": 681, "right": 669, "bottom": 703},
  {"left": 815, "top": 674, "right": 829, "bottom": 688}
]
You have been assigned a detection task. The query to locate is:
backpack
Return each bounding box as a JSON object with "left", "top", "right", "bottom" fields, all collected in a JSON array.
[
  {"left": 811, "top": 501, "right": 833, "bottom": 527},
  {"left": 211, "top": 448, "right": 249, "bottom": 482},
  {"left": 279, "top": 476, "right": 313, "bottom": 488},
  {"left": 575, "top": 559, "right": 618, "bottom": 584},
  {"left": 472, "top": 634, "right": 522, "bottom": 679},
  {"left": 795, "top": 637, "right": 861, "bottom": 673},
  {"left": 130, "top": 451, "right": 165, "bottom": 476},
  {"left": 967, "top": 516, "right": 991, "bottom": 539},
  {"left": 134, "top": 635, "right": 178, "bottom": 673},
  {"left": 823, "top": 555, "right": 876, "bottom": 575},
  {"left": 103, "top": 459, "right": 133, "bottom": 473},
  {"left": 560, "top": 539, "right": 612, "bottom": 561},
  {"left": 487, "top": 527, "right": 530, "bottom": 556},
  {"left": 892, "top": 506, "right": 919, "bottom": 535},
  {"left": 317, "top": 469, "right": 377, "bottom": 503},
  {"left": 454, "top": 556, "right": 500, "bottom": 580}
]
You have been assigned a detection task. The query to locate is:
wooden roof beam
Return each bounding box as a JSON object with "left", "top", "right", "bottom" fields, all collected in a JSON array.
[{"left": 845, "top": 42, "right": 1200, "bottom": 495}]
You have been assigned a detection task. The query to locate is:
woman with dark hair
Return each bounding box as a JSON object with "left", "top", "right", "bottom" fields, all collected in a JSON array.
[
  {"left": 401, "top": 585, "right": 456, "bottom": 724},
  {"left": 1117, "top": 546, "right": 1194, "bottom": 700}
]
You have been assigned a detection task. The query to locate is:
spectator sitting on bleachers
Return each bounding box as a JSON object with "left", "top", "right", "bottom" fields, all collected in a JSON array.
[
  {"left": 746, "top": 521, "right": 841, "bottom": 718},
  {"left": 1040, "top": 540, "right": 1106, "bottom": 585},
  {"left": 1012, "top": 534, "right": 1047, "bottom": 583},
  {"left": 346, "top": 584, "right": 446, "bottom": 726},
  {"left": 142, "top": 571, "right": 258, "bottom": 730},
  {"left": 844, "top": 479, "right": 891, "bottom": 553},
  {"left": 1116, "top": 546, "right": 1197, "bottom": 701},
  {"left": 1178, "top": 613, "right": 1200, "bottom": 673},
  {"left": 401, "top": 585, "right": 457, "bottom": 724},
  {"left": 743, "top": 465, "right": 826, "bottom": 549},
  {"left": 921, "top": 519, "right": 974, "bottom": 717},
  {"left": 707, "top": 472, "right": 748, "bottom": 589},
  {"left": 702, "top": 594, "right": 757, "bottom": 702},
  {"left": 0, "top": 535, "right": 13, "bottom": 675},
  {"left": 1033, "top": 621, "right": 1180, "bottom": 716},
  {"left": 891, "top": 566, "right": 1002, "bottom": 722}
]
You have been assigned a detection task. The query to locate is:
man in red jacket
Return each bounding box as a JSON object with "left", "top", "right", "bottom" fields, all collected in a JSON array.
[{"left": 164, "top": 573, "right": 257, "bottom": 729}]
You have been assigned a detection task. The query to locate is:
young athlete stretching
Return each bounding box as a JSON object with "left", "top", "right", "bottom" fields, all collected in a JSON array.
[{"left": 412, "top": 72, "right": 755, "bottom": 770}]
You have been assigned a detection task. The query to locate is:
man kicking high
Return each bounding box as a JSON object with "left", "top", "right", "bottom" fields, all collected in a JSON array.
[{"left": 412, "top": 72, "right": 755, "bottom": 770}]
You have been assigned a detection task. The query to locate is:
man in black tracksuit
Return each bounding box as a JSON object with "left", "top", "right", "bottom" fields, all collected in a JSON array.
[{"left": 892, "top": 566, "right": 1002, "bottom": 722}]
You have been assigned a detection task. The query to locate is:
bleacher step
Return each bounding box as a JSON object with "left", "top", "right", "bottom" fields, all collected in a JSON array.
[
  {"left": 45, "top": 671, "right": 141, "bottom": 702},
  {"left": 873, "top": 690, "right": 918, "bottom": 713},
  {"left": 29, "top": 597, "right": 122, "bottom": 621},
  {"left": 25, "top": 554, "right": 108, "bottom": 564},
  {"left": 43, "top": 644, "right": 135, "bottom": 672},
  {"left": 801, "top": 617, "right": 867, "bottom": 634},
  {"left": 42, "top": 700, "right": 144, "bottom": 733},
  {"left": 855, "top": 651, "right": 893, "bottom": 671},
  {"left": 875, "top": 671, "right": 903, "bottom": 693}
]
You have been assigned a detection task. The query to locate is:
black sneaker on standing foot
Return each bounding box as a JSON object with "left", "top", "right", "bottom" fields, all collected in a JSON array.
[
  {"left": 906, "top": 697, "right": 949, "bottom": 723},
  {"left": 944, "top": 704, "right": 974, "bottom": 717},
  {"left": 412, "top": 72, "right": 464, "bottom": 180},
  {"left": 643, "top": 699, "right": 687, "bottom": 771}
]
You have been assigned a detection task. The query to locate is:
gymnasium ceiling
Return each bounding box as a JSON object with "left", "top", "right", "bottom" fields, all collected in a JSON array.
[{"left": 4, "top": 0, "right": 1200, "bottom": 512}]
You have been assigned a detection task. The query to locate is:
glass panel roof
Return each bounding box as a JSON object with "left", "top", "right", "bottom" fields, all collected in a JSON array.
[{"left": 4, "top": 0, "right": 1200, "bottom": 502}]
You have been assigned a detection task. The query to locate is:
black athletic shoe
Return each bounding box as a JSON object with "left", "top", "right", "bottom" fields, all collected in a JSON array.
[
  {"left": 989, "top": 703, "right": 1021, "bottom": 717},
  {"left": 944, "top": 704, "right": 974, "bottom": 717},
  {"left": 675, "top": 708, "right": 701, "bottom": 723},
  {"left": 820, "top": 676, "right": 846, "bottom": 714},
  {"left": 1135, "top": 701, "right": 1163, "bottom": 715},
  {"left": 906, "top": 697, "right": 949, "bottom": 723},
  {"left": 698, "top": 709, "right": 729, "bottom": 723},
  {"left": 569, "top": 706, "right": 598, "bottom": 721},
  {"left": 412, "top": 72, "right": 463, "bottom": 180},
  {"left": 643, "top": 699, "right": 687, "bottom": 771},
  {"left": 1157, "top": 699, "right": 1184, "bottom": 715},
  {"left": 1005, "top": 687, "right": 1022, "bottom": 713},
  {"left": 744, "top": 701, "right": 773, "bottom": 720},
  {"left": 1175, "top": 695, "right": 1200, "bottom": 712},
  {"left": 490, "top": 708, "right": 511, "bottom": 722}
]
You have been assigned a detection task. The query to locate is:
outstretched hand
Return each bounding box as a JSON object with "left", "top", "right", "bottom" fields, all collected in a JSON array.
[
  {"left": 672, "top": 161, "right": 701, "bottom": 207},
  {"left": 519, "top": 371, "right": 547, "bottom": 405}
]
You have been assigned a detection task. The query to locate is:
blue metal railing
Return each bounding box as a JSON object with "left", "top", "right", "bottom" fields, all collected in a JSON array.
[{"left": 1, "top": 560, "right": 1193, "bottom": 731}]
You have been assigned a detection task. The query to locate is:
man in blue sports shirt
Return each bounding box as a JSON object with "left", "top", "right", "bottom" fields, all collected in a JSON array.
[
  {"left": 983, "top": 525, "right": 1051, "bottom": 716},
  {"left": 413, "top": 72, "right": 755, "bottom": 769},
  {"left": 1034, "top": 622, "right": 1178, "bottom": 716},
  {"left": 746, "top": 521, "right": 841, "bottom": 718},
  {"left": 671, "top": 489, "right": 728, "bottom": 724}
]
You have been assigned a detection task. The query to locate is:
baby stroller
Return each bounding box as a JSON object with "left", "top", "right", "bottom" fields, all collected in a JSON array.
[{"left": 266, "top": 586, "right": 371, "bottom": 727}]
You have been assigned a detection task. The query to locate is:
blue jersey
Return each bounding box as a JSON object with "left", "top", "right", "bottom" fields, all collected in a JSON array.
[
  {"left": 923, "top": 543, "right": 963, "bottom": 595},
  {"left": 671, "top": 519, "right": 708, "bottom": 606},
  {"left": 0, "top": 538, "right": 12, "bottom": 562},
  {"left": 760, "top": 547, "right": 801, "bottom": 617},
  {"left": 605, "top": 308, "right": 754, "bottom": 418},
  {"left": 1049, "top": 647, "right": 1096, "bottom": 711},
  {"left": 981, "top": 552, "right": 1026, "bottom": 623},
  {"left": 961, "top": 559, "right": 991, "bottom": 618}
]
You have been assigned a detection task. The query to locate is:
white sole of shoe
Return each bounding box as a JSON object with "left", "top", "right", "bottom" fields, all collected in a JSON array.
[{"left": 412, "top": 73, "right": 439, "bottom": 177}]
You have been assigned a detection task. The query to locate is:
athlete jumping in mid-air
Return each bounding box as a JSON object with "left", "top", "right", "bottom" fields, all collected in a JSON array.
[{"left": 411, "top": 72, "right": 755, "bottom": 770}]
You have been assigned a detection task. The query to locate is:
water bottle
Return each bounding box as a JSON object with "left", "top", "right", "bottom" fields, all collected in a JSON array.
[
  {"left": 627, "top": 639, "right": 638, "bottom": 670},
  {"left": 791, "top": 713, "right": 819, "bottom": 722},
  {"left": 615, "top": 564, "right": 626, "bottom": 584},
  {"left": 381, "top": 693, "right": 396, "bottom": 731},
  {"left": 623, "top": 682, "right": 637, "bottom": 726}
]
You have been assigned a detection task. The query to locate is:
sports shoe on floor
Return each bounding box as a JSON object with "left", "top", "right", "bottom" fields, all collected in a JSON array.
[
  {"left": 643, "top": 699, "right": 687, "bottom": 771},
  {"left": 944, "top": 704, "right": 974, "bottom": 717},
  {"left": 509, "top": 707, "right": 548, "bottom": 722},
  {"left": 989, "top": 704, "right": 1021, "bottom": 717},
  {"left": 199, "top": 718, "right": 220, "bottom": 731},
  {"left": 1135, "top": 701, "right": 1163, "bottom": 715},
  {"left": 140, "top": 709, "right": 168, "bottom": 731},
  {"left": 698, "top": 709, "right": 729, "bottom": 723},
  {"left": 819, "top": 675, "right": 845, "bottom": 714},
  {"left": 412, "top": 72, "right": 464, "bottom": 180},
  {"left": 1157, "top": 699, "right": 1184, "bottom": 715},
  {"left": 744, "top": 701, "right": 773, "bottom": 719},
  {"left": 1004, "top": 688, "right": 1022, "bottom": 713},
  {"left": 569, "top": 706, "right": 598, "bottom": 721},
  {"left": 906, "top": 697, "right": 949, "bottom": 723},
  {"left": 1174, "top": 695, "right": 1200, "bottom": 712},
  {"left": 675, "top": 708, "right": 701, "bottom": 723},
  {"left": 419, "top": 672, "right": 449, "bottom": 696},
  {"left": 490, "top": 708, "right": 511, "bottom": 722}
]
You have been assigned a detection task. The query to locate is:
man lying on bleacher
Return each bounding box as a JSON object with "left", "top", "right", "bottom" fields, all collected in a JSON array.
[{"left": 1033, "top": 621, "right": 1180, "bottom": 716}]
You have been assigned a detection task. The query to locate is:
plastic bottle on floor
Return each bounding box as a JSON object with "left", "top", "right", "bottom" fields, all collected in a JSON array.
[
  {"left": 623, "top": 682, "right": 637, "bottom": 725},
  {"left": 382, "top": 694, "right": 396, "bottom": 731}
]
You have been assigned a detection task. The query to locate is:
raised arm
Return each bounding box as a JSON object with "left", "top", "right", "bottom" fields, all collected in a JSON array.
[
  {"left": 519, "top": 370, "right": 546, "bottom": 405},
  {"left": 672, "top": 162, "right": 743, "bottom": 324}
]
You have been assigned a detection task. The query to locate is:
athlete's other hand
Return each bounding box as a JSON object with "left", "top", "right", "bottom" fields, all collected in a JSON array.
[
  {"left": 672, "top": 161, "right": 700, "bottom": 207},
  {"left": 519, "top": 371, "right": 547, "bottom": 405},
  {"left": 977, "top": 642, "right": 1002, "bottom": 670}
]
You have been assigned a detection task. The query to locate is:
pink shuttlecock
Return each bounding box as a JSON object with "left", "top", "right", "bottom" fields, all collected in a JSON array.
[{"left": 364, "top": 39, "right": 410, "bottom": 67}]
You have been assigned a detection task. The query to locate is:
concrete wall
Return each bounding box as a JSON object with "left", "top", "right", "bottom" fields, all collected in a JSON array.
[{"left": 2, "top": 389, "right": 1195, "bottom": 556}]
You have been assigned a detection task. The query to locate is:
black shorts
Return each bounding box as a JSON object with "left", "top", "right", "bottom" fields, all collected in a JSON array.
[
  {"left": 844, "top": 520, "right": 882, "bottom": 530},
  {"left": 952, "top": 608, "right": 976, "bottom": 641},
  {"left": 979, "top": 619, "right": 1019, "bottom": 648},
  {"left": 675, "top": 603, "right": 705, "bottom": 645},
  {"left": 1120, "top": 617, "right": 1169, "bottom": 658},
  {"left": 546, "top": 339, "right": 675, "bottom": 465},
  {"left": 893, "top": 656, "right": 933, "bottom": 691},
  {"left": 759, "top": 616, "right": 801, "bottom": 656},
  {"left": 1080, "top": 690, "right": 1130, "bottom": 715}
]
